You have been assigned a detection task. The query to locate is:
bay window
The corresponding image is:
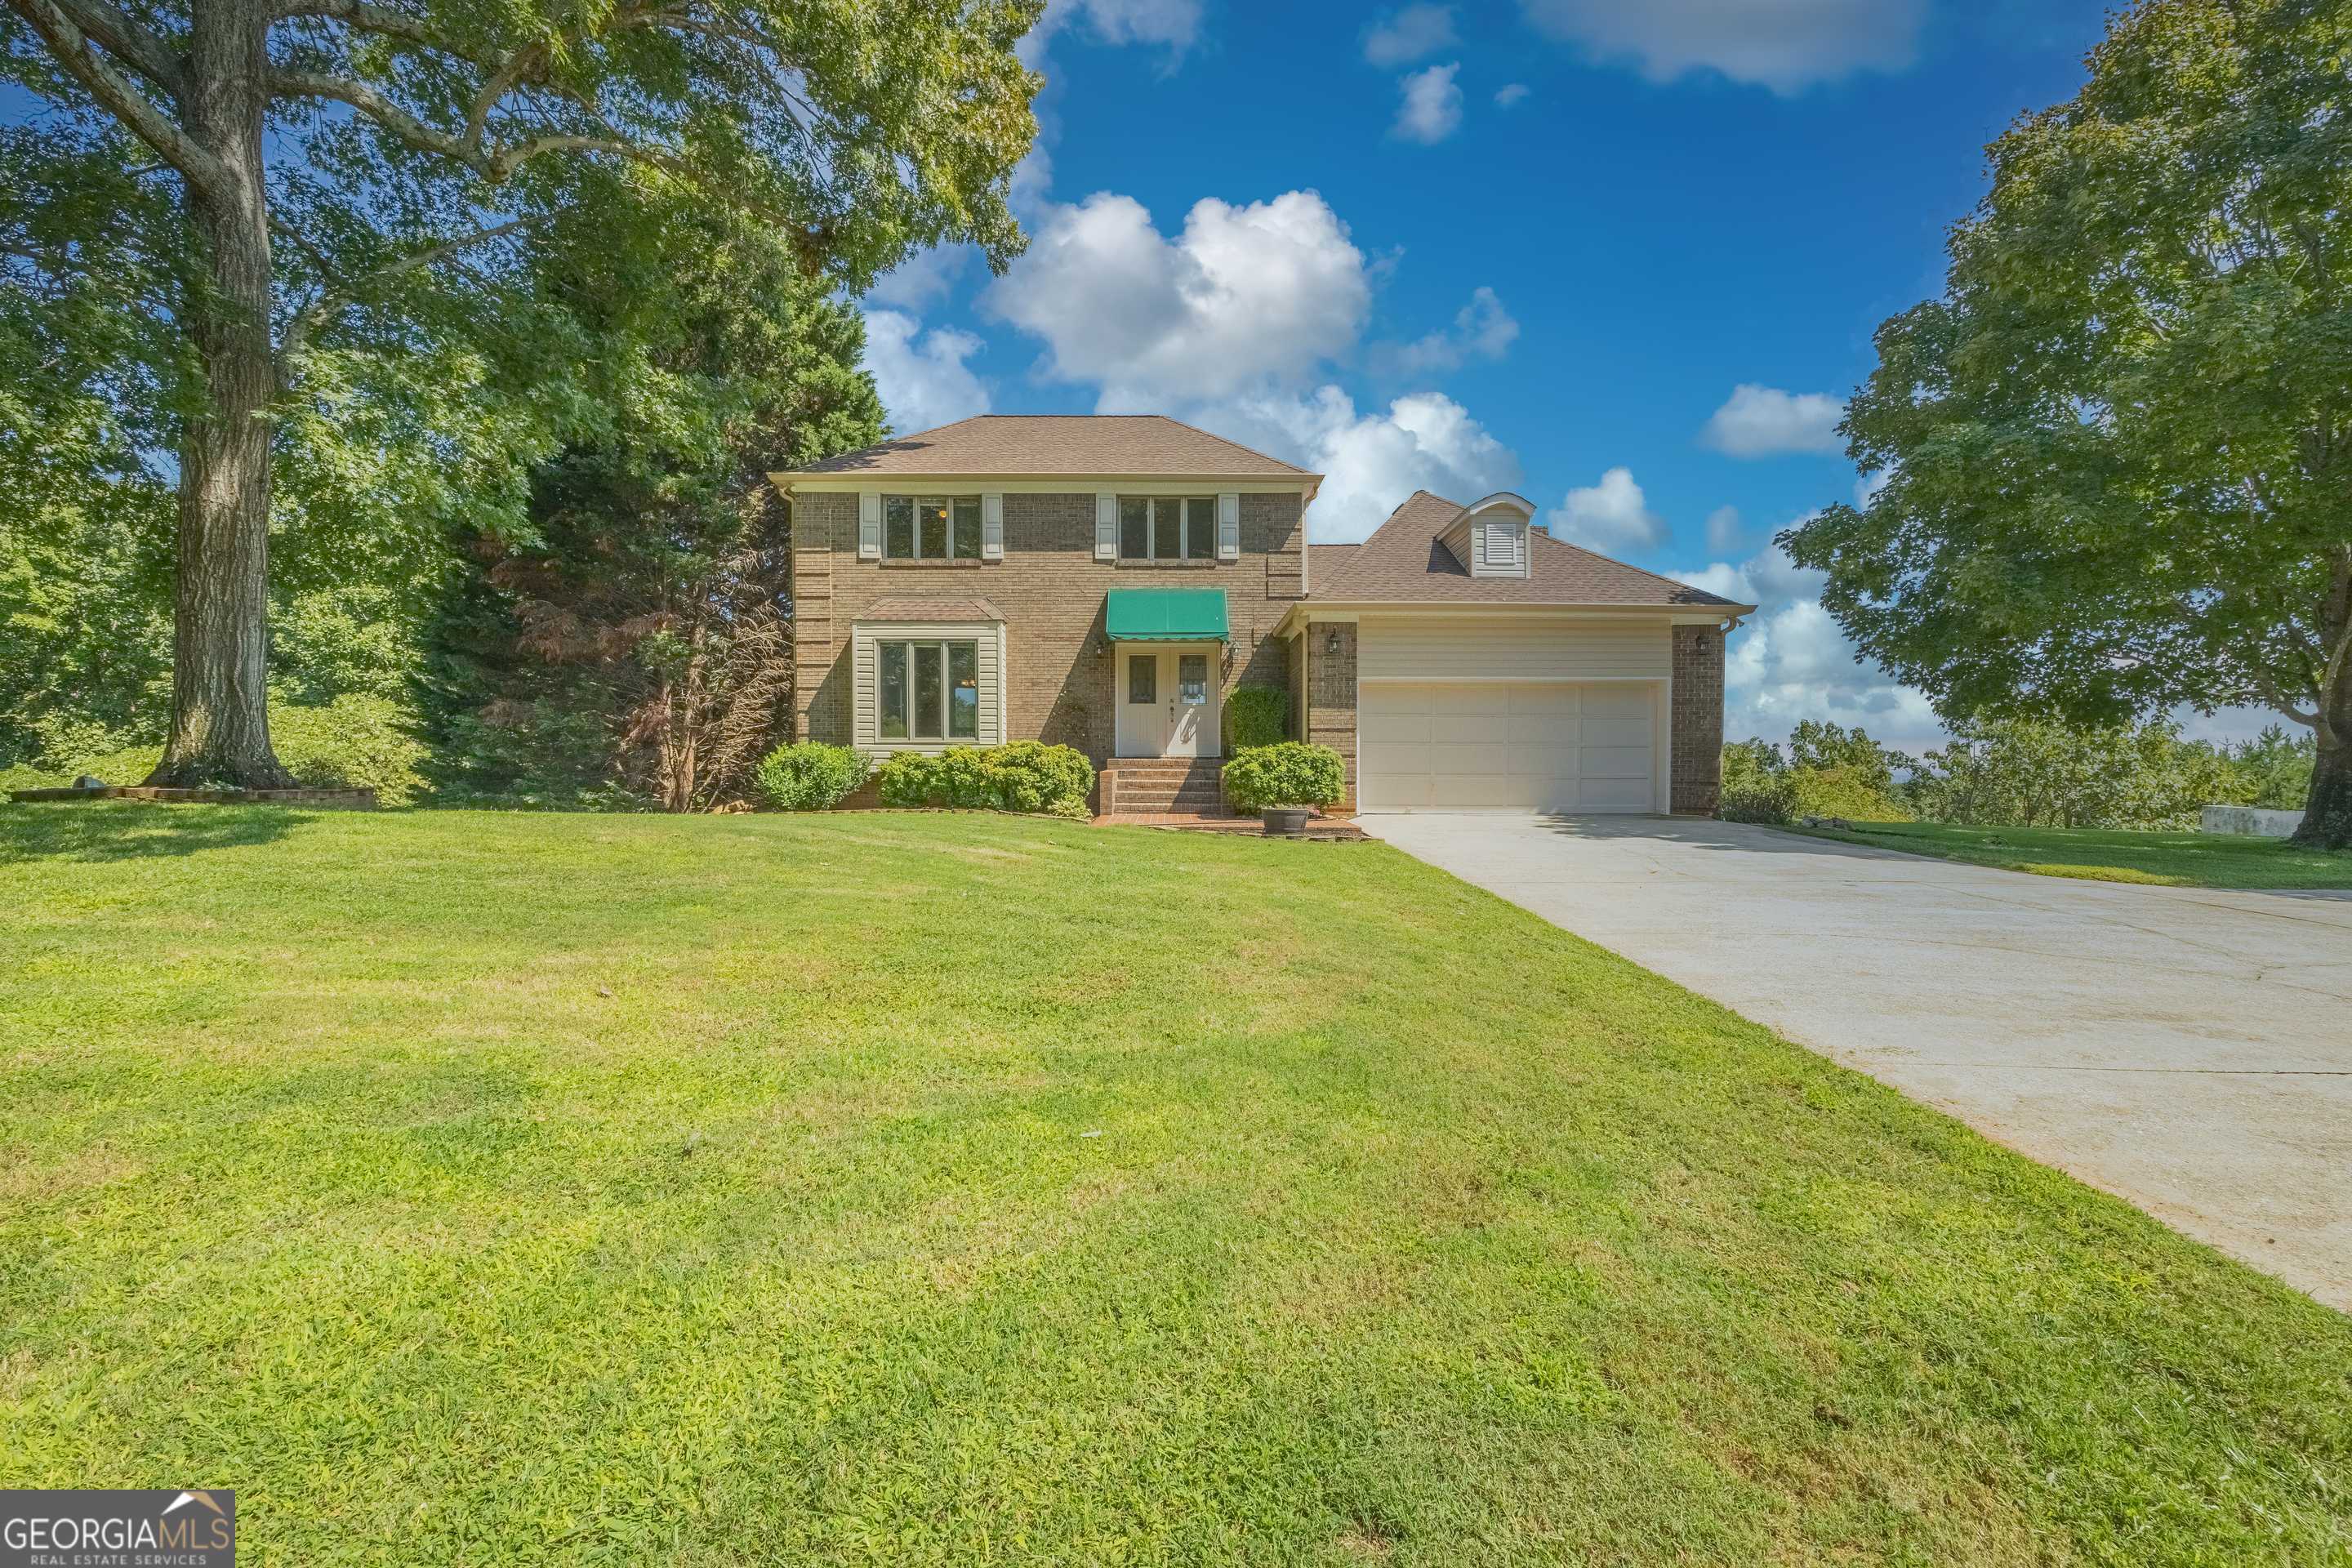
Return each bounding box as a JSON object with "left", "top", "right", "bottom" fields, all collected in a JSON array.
[{"left": 877, "top": 639, "right": 981, "bottom": 741}]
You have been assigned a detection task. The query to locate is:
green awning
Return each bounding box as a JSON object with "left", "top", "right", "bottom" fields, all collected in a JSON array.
[{"left": 1104, "top": 588, "right": 1229, "bottom": 642}]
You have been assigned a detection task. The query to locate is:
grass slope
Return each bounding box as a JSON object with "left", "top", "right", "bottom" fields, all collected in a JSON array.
[
  {"left": 2, "top": 805, "right": 2347, "bottom": 1566},
  {"left": 1783, "top": 819, "right": 2352, "bottom": 889}
]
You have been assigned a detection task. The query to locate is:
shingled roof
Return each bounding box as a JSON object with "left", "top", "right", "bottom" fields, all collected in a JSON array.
[
  {"left": 1310, "top": 492, "right": 1751, "bottom": 609},
  {"left": 780, "top": 415, "right": 1315, "bottom": 479}
]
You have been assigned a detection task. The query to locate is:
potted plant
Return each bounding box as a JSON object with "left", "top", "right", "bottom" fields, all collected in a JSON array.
[{"left": 1221, "top": 742, "right": 1346, "bottom": 837}]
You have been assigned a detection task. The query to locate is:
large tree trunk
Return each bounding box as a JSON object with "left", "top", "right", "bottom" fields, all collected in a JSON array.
[
  {"left": 147, "top": 0, "right": 296, "bottom": 790},
  {"left": 2292, "top": 662, "right": 2350, "bottom": 850},
  {"left": 2301, "top": 734, "right": 2352, "bottom": 850}
]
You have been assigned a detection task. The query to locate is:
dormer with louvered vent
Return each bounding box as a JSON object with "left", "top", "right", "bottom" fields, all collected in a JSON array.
[{"left": 1437, "top": 492, "right": 1537, "bottom": 580}]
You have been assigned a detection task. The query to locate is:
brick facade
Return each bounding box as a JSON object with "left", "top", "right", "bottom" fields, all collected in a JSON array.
[
  {"left": 1670, "top": 623, "right": 1726, "bottom": 815},
  {"left": 790, "top": 490, "right": 1305, "bottom": 768},
  {"left": 1302, "top": 621, "right": 1358, "bottom": 813}
]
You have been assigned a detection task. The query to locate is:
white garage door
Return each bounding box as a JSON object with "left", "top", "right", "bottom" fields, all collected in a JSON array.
[{"left": 1358, "top": 682, "right": 1657, "bottom": 813}]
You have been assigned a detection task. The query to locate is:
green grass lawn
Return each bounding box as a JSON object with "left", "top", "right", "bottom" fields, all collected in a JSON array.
[
  {"left": 3, "top": 805, "right": 2348, "bottom": 1565},
  {"left": 1780, "top": 818, "right": 2352, "bottom": 889}
]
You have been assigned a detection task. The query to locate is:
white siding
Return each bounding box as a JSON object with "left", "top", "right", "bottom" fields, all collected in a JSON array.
[
  {"left": 1356, "top": 617, "right": 1671, "bottom": 682},
  {"left": 851, "top": 621, "right": 1006, "bottom": 753}
]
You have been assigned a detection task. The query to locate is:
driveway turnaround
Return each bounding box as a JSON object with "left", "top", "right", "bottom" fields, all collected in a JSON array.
[{"left": 1363, "top": 814, "right": 2352, "bottom": 1311}]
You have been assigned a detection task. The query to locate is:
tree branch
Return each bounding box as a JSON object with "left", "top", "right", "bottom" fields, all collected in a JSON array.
[
  {"left": 4, "top": 0, "right": 229, "bottom": 195},
  {"left": 271, "top": 66, "right": 681, "bottom": 182},
  {"left": 35, "top": 0, "right": 180, "bottom": 87},
  {"left": 270, "top": 0, "right": 443, "bottom": 48},
  {"left": 276, "top": 214, "right": 538, "bottom": 368}
]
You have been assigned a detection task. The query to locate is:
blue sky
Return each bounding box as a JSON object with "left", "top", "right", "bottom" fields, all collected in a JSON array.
[{"left": 858, "top": 0, "right": 2184, "bottom": 755}]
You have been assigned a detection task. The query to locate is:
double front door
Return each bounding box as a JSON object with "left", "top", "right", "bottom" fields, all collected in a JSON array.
[{"left": 1115, "top": 643, "right": 1221, "bottom": 759}]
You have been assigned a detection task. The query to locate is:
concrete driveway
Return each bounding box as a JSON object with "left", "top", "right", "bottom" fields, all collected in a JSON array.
[{"left": 1363, "top": 814, "right": 2352, "bottom": 1310}]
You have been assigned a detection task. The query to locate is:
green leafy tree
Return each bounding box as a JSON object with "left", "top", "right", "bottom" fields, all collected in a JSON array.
[
  {"left": 2, "top": 0, "right": 1039, "bottom": 787},
  {"left": 1782, "top": 0, "right": 2352, "bottom": 849},
  {"left": 1909, "top": 715, "right": 2236, "bottom": 831},
  {"left": 1785, "top": 720, "right": 1913, "bottom": 795},
  {"left": 2225, "top": 724, "right": 2317, "bottom": 810},
  {"left": 432, "top": 203, "right": 885, "bottom": 811}
]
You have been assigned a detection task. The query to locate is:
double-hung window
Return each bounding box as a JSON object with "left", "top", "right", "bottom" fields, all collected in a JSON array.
[
  {"left": 883, "top": 495, "right": 984, "bottom": 561},
  {"left": 1118, "top": 497, "right": 1217, "bottom": 561},
  {"left": 877, "top": 639, "right": 981, "bottom": 741}
]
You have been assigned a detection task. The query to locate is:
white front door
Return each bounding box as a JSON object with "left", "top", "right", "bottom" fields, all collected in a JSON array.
[{"left": 1114, "top": 644, "right": 1223, "bottom": 759}]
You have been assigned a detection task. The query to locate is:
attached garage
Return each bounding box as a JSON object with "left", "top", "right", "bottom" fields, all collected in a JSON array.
[
  {"left": 1282, "top": 488, "right": 1752, "bottom": 817},
  {"left": 1358, "top": 681, "right": 1659, "bottom": 813}
]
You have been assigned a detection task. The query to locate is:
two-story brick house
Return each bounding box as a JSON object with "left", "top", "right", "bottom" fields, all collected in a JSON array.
[{"left": 773, "top": 415, "right": 1751, "bottom": 816}]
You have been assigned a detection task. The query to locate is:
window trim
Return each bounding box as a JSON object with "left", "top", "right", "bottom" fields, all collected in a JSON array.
[
  {"left": 1116, "top": 495, "right": 1219, "bottom": 561},
  {"left": 882, "top": 493, "right": 986, "bottom": 562},
  {"left": 876, "top": 637, "right": 982, "bottom": 741}
]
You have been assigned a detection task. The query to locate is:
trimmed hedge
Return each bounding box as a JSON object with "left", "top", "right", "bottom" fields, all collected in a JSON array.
[
  {"left": 753, "top": 742, "right": 871, "bottom": 811},
  {"left": 874, "top": 742, "right": 1094, "bottom": 817},
  {"left": 1223, "top": 686, "right": 1289, "bottom": 752},
  {"left": 1222, "top": 742, "right": 1345, "bottom": 812}
]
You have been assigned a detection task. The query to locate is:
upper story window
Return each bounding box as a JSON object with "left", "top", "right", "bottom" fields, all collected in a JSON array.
[
  {"left": 1119, "top": 497, "right": 1216, "bottom": 561},
  {"left": 884, "top": 495, "right": 983, "bottom": 561}
]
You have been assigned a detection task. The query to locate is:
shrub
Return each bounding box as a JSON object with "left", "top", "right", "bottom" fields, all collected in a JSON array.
[
  {"left": 270, "top": 694, "right": 432, "bottom": 805},
  {"left": 1223, "top": 742, "right": 1344, "bottom": 812},
  {"left": 1719, "top": 772, "right": 1799, "bottom": 824},
  {"left": 987, "top": 740, "right": 1094, "bottom": 814},
  {"left": 1718, "top": 734, "right": 1907, "bottom": 825},
  {"left": 874, "top": 742, "right": 1094, "bottom": 816},
  {"left": 1717, "top": 738, "right": 1796, "bottom": 824},
  {"left": 752, "top": 742, "right": 871, "bottom": 811},
  {"left": 875, "top": 751, "right": 940, "bottom": 808},
  {"left": 1223, "top": 686, "right": 1289, "bottom": 752},
  {"left": 1790, "top": 765, "right": 1909, "bottom": 822}
]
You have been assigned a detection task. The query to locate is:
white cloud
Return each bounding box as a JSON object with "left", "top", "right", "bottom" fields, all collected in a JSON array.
[
  {"left": 1392, "top": 62, "right": 1465, "bottom": 144},
  {"left": 1700, "top": 383, "right": 1846, "bottom": 457},
  {"left": 864, "top": 246, "right": 970, "bottom": 311},
  {"left": 1672, "top": 541, "right": 1940, "bottom": 753},
  {"left": 1548, "top": 467, "right": 1667, "bottom": 553},
  {"left": 984, "top": 190, "right": 1372, "bottom": 408},
  {"left": 1493, "top": 82, "right": 1531, "bottom": 107},
  {"left": 1854, "top": 466, "right": 1893, "bottom": 509},
  {"left": 862, "top": 310, "right": 990, "bottom": 434},
  {"left": 1363, "top": 3, "right": 1456, "bottom": 66},
  {"left": 1026, "top": 0, "right": 1202, "bottom": 60},
  {"left": 1377, "top": 285, "right": 1519, "bottom": 376},
  {"left": 1704, "top": 505, "right": 1743, "bottom": 552},
  {"left": 1518, "top": 0, "right": 1927, "bottom": 94},
  {"left": 1196, "top": 387, "right": 1522, "bottom": 544}
]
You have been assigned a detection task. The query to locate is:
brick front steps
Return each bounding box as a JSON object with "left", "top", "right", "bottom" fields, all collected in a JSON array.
[{"left": 1097, "top": 758, "right": 1227, "bottom": 817}]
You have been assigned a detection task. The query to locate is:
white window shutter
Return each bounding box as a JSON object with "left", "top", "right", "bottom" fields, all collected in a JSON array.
[
  {"left": 982, "top": 494, "right": 1004, "bottom": 560},
  {"left": 1217, "top": 493, "right": 1241, "bottom": 559},
  {"left": 858, "top": 492, "right": 882, "bottom": 559},
  {"left": 1095, "top": 493, "right": 1117, "bottom": 559}
]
